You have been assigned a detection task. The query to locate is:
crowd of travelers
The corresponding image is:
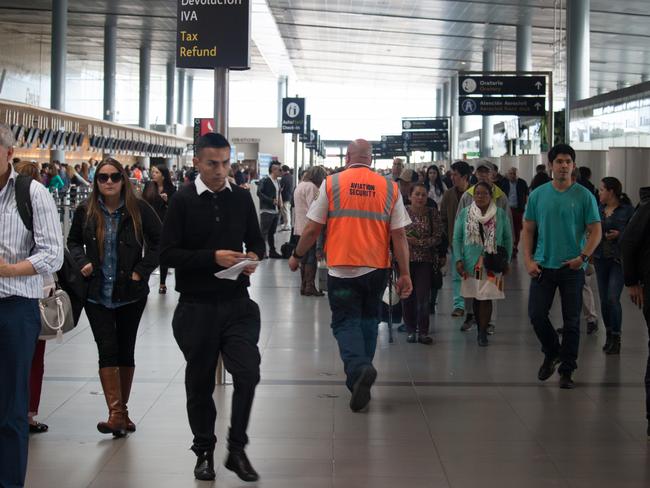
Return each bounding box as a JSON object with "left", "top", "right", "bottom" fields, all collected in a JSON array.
[{"left": 3, "top": 121, "right": 650, "bottom": 487}]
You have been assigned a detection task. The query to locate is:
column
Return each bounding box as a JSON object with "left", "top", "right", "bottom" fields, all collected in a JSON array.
[
  {"left": 103, "top": 15, "right": 116, "bottom": 121},
  {"left": 51, "top": 0, "right": 67, "bottom": 163},
  {"left": 214, "top": 67, "right": 229, "bottom": 138},
  {"left": 450, "top": 76, "right": 458, "bottom": 161},
  {"left": 277, "top": 76, "right": 288, "bottom": 127},
  {"left": 566, "top": 0, "right": 590, "bottom": 144},
  {"left": 186, "top": 75, "right": 194, "bottom": 126},
  {"left": 516, "top": 24, "right": 533, "bottom": 72},
  {"left": 442, "top": 82, "right": 450, "bottom": 117},
  {"left": 166, "top": 61, "right": 175, "bottom": 127},
  {"left": 436, "top": 87, "right": 442, "bottom": 117},
  {"left": 177, "top": 69, "right": 185, "bottom": 125},
  {"left": 138, "top": 44, "right": 151, "bottom": 129},
  {"left": 481, "top": 47, "right": 495, "bottom": 157}
]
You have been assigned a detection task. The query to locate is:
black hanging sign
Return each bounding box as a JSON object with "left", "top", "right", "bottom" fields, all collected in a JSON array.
[
  {"left": 177, "top": 0, "right": 251, "bottom": 70},
  {"left": 459, "top": 97, "right": 546, "bottom": 116},
  {"left": 401, "top": 118, "right": 448, "bottom": 131},
  {"left": 459, "top": 76, "right": 546, "bottom": 96},
  {"left": 281, "top": 98, "right": 306, "bottom": 134}
]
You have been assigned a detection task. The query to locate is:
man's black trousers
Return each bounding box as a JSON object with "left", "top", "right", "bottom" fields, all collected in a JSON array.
[{"left": 172, "top": 297, "right": 261, "bottom": 453}]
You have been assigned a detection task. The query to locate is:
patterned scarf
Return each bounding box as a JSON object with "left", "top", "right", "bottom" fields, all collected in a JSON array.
[{"left": 465, "top": 201, "right": 498, "bottom": 254}]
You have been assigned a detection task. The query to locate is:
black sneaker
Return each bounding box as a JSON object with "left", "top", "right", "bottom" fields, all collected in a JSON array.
[
  {"left": 406, "top": 333, "right": 417, "bottom": 343},
  {"left": 477, "top": 331, "right": 489, "bottom": 347},
  {"left": 559, "top": 372, "right": 575, "bottom": 389},
  {"left": 397, "top": 324, "right": 407, "bottom": 333},
  {"left": 460, "top": 314, "right": 475, "bottom": 332},
  {"left": 587, "top": 322, "right": 598, "bottom": 335},
  {"left": 350, "top": 365, "right": 377, "bottom": 412},
  {"left": 418, "top": 335, "right": 434, "bottom": 345},
  {"left": 487, "top": 323, "right": 495, "bottom": 335},
  {"left": 193, "top": 450, "right": 215, "bottom": 481},
  {"left": 538, "top": 356, "right": 560, "bottom": 381},
  {"left": 269, "top": 250, "right": 282, "bottom": 259}
]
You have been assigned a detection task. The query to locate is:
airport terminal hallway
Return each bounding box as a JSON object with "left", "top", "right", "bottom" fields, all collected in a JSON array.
[{"left": 24, "top": 256, "right": 650, "bottom": 488}]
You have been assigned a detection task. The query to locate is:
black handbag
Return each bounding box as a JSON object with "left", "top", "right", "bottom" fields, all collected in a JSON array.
[{"left": 479, "top": 223, "right": 508, "bottom": 273}]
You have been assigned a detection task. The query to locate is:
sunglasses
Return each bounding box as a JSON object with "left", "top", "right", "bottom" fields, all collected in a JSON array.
[{"left": 96, "top": 173, "right": 123, "bottom": 184}]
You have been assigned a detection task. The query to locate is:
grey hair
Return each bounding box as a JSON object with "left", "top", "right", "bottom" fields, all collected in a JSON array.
[{"left": 0, "top": 123, "right": 15, "bottom": 148}]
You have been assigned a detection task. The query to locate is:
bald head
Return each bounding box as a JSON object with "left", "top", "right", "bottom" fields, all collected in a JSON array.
[{"left": 346, "top": 139, "right": 372, "bottom": 167}]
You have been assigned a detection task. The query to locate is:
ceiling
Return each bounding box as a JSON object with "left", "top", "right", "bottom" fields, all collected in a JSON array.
[{"left": 0, "top": 0, "right": 649, "bottom": 97}]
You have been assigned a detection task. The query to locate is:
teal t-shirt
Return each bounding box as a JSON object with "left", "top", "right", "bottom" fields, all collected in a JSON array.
[{"left": 524, "top": 182, "right": 600, "bottom": 269}]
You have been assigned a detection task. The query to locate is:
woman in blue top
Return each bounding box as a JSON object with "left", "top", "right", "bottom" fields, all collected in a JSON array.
[
  {"left": 594, "top": 176, "right": 634, "bottom": 355},
  {"left": 454, "top": 182, "right": 512, "bottom": 346}
]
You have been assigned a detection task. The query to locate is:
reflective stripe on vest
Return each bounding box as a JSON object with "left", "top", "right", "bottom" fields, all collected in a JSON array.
[{"left": 328, "top": 172, "right": 395, "bottom": 222}]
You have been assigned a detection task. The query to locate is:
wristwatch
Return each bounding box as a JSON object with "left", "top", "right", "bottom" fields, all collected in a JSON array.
[
  {"left": 580, "top": 253, "right": 590, "bottom": 263},
  {"left": 292, "top": 249, "right": 304, "bottom": 260}
]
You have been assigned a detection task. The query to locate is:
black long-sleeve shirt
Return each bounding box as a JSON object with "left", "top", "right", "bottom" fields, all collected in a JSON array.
[{"left": 159, "top": 182, "right": 265, "bottom": 301}]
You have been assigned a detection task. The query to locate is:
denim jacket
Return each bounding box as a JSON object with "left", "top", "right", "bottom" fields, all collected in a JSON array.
[{"left": 594, "top": 203, "right": 634, "bottom": 260}]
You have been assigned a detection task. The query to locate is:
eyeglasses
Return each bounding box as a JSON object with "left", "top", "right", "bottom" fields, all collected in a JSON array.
[{"left": 96, "top": 173, "right": 123, "bottom": 184}]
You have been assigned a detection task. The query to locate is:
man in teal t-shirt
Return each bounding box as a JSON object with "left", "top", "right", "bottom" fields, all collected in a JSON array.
[{"left": 523, "top": 144, "right": 602, "bottom": 389}]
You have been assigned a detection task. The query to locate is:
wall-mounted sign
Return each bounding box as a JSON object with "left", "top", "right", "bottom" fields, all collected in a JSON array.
[
  {"left": 281, "top": 98, "right": 305, "bottom": 134},
  {"left": 459, "top": 97, "right": 546, "bottom": 116},
  {"left": 177, "top": 0, "right": 251, "bottom": 70},
  {"left": 459, "top": 76, "right": 546, "bottom": 96},
  {"left": 402, "top": 118, "right": 448, "bottom": 131}
]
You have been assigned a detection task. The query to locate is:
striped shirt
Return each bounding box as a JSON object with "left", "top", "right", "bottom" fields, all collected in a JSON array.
[{"left": 0, "top": 166, "right": 64, "bottom": 299}]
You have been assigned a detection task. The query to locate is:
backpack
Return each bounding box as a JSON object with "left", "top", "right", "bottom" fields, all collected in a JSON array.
[{"left": 14, "top": 175, "right": 87, "bottom": 325}]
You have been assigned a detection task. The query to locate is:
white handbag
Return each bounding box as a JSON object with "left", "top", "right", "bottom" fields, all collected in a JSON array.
[{"left": 39, "top": 288, "right": 75, "bottom": 342}]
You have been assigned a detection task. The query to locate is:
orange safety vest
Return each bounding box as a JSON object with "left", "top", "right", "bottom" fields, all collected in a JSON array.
[{"left": 325, "top": 166, "right": 398, "bottom": 268}]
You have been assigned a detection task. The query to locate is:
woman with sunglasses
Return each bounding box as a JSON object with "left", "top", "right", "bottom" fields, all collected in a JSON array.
[
  {"left": 143, "top": 163, "right": 176, "bottom": 294},
  {"left": 68, "top": 158, "right": 161, "bottom": 437}
]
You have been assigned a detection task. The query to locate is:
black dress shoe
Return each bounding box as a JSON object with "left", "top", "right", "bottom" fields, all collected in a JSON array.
[
  {"left": 559, "top": 372, "right": 575, "bottom": 389},
  {"left": 29, "top": 422, "right": 49, "bottom": 434},
  {"left": 193, "top": 450, "right": 215, "bottom": 481},
  {"left": 418, "top": 335, "right": 434, "bottom": 345},
  {"left": 349, "top": 364, "right": 377, "bottom": 412},
  {"left": 538, "top": 356, "right": 560, "bottom": 381},
  {"left": 225, "top": 450, "right": 259, "bottom": 482}
]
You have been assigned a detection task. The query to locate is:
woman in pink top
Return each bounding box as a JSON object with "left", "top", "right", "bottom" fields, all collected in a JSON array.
[{"left": 293, "top": 166, "right": 328, "bottom": 295}]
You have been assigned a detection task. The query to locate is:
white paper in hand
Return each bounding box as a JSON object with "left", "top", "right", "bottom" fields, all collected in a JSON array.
[{"left": 214, "top": 259, "right": 260, "bottom": 280}]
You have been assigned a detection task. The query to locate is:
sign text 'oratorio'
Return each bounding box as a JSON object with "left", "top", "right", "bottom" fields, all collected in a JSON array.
[
  {"left": 177, "top": 0, "right": 251, "bottom": 69},
  {"left": 459, "top": 76, "right": 546, "bottom": 96},
  {"left": 459, "top": 97, "right": 546, "bottom": 116},
  {"left": 401, "top": 118, "right": 448, "bottom": 131}
]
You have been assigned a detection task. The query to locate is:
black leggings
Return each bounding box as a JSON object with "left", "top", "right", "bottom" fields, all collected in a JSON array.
[
  {"left": 473, "top": 299, "right": 493, "bottom": 332},
  {"left": 160, "top": 266, "right": 169, "bottom": 286},
  {"left": 85, "top": 299, "right": 147, "bottom": 368}
]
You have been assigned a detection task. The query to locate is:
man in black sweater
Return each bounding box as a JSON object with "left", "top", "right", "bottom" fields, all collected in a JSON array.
[{"left": 160, "top": 133, "right": 266, "bottom": 482}]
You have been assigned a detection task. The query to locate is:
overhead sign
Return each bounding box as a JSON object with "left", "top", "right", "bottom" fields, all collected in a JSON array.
[
  {"left": 459, "top": 76, "right": 546, "bottom": 96},
  {"left": 306, "top": 129, "right": 318, "bottom": 149},
  {"left": 402, "top": 131, "right": 449, "bottom": 143},
  {"left": 281, "top": 98, "right": 305, "bottom": 134},
  {"left": 402, "top": 118, "right": 448, "bottom": 131},
  {"left": 299, "top": 114, "right": 311, "bottom": 142},
  {"left": 459, "top": 97, "right": 546, "bottom": 116},
  {"left": 405, "top": 141, "right": 449, "bottom": 152},
  {"left": 177, "top": 0, "right": 251, "bottom": 70}
]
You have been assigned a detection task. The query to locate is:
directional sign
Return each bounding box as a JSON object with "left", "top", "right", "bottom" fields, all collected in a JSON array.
[
  {"left": 459, "top": 97, "right": 546, "bottom": 116},
  {"left": 177, "top": 0, "right": 251, "bottom": 69},
  {"left": 459, "top": 76, "right": 546, "bottom": 96},
  {"left": 405, "top": 141, "right": 449, "bottom": 152},
  {"left": 402, "top": 131, "right": 449, "bottom": 142},
  {"left": 402, "top": 118, "right": 448, "bottom": 131},
  {"left": 281, "top": 98, "right": 305, "bottom": 134},
  {"left": 299, "top": 114, "right": 311, "bottom": 142},
  {"left": 306, "top": 129, "right": 318, "bottom": 149}
]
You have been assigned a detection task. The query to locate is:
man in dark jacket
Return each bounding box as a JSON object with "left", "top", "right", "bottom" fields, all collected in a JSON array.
[
  {"left": 499, "top": 167, "right": 529, "bottom": 258},
  {"left": 257, "top": 161, "right": 282, "bottom": 258},
  {"left": 160, "top": 132, "right": 266, "bottom": 482},
  {"left": 620, "top": 186, "right": 650, "bottom": 439},
  {"left": 279, "top": 165, "right": 293, "bottom": 231}
]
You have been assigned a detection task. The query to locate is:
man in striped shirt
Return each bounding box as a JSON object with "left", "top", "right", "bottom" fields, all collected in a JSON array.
[{"left": 0, "top": 123, "right": 63, "bottom": 488}]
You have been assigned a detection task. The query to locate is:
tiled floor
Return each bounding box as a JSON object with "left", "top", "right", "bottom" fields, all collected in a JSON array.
[{"left": 25, "top": 245, "right": 650, "bottom": 487}]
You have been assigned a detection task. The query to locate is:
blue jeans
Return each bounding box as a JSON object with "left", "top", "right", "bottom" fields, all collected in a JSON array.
[
  {"left": 528, "top": 268, "right": 585, "bottom": 374},
  {"left": 0, "top": 297, "right": 41, "bottom": 488},
  {"left": 594, "top": 258, "right": 624, "bottom": 335},
  {"left": 451, "top": 251, "right": 464, "bottom": 311},
  {"left": 327, "top": 269, "right": 388, "bottom": 391}
]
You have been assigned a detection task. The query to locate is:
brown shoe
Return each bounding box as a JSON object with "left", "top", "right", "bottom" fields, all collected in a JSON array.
[
  {"left": 303, "top": 264, "right": 324, "bottom": 296},
  {"left": 97, "top": 367, "right": 127, "bottom": 437},
  {"left": 119, "top": 366, "right": 136, "bottom": 432}
]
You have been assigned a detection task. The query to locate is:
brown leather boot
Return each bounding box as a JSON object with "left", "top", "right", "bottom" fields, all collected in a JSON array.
[
  {"left": 303, "top": 264, "right": 324, "bottom": 296},
  {"left": 119, "top": 366, "right": 136, "bottom": 432},
  {"left": 97, "top": 367, "right": 127, "bottom": 437},
  {"left": 299, "top": 263, "right": 307, "bottom": 295}
]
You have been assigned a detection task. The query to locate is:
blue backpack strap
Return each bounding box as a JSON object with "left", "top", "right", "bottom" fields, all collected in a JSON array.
[{"left": 14, "top": 174, "right": 34, "bottom": 232}]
